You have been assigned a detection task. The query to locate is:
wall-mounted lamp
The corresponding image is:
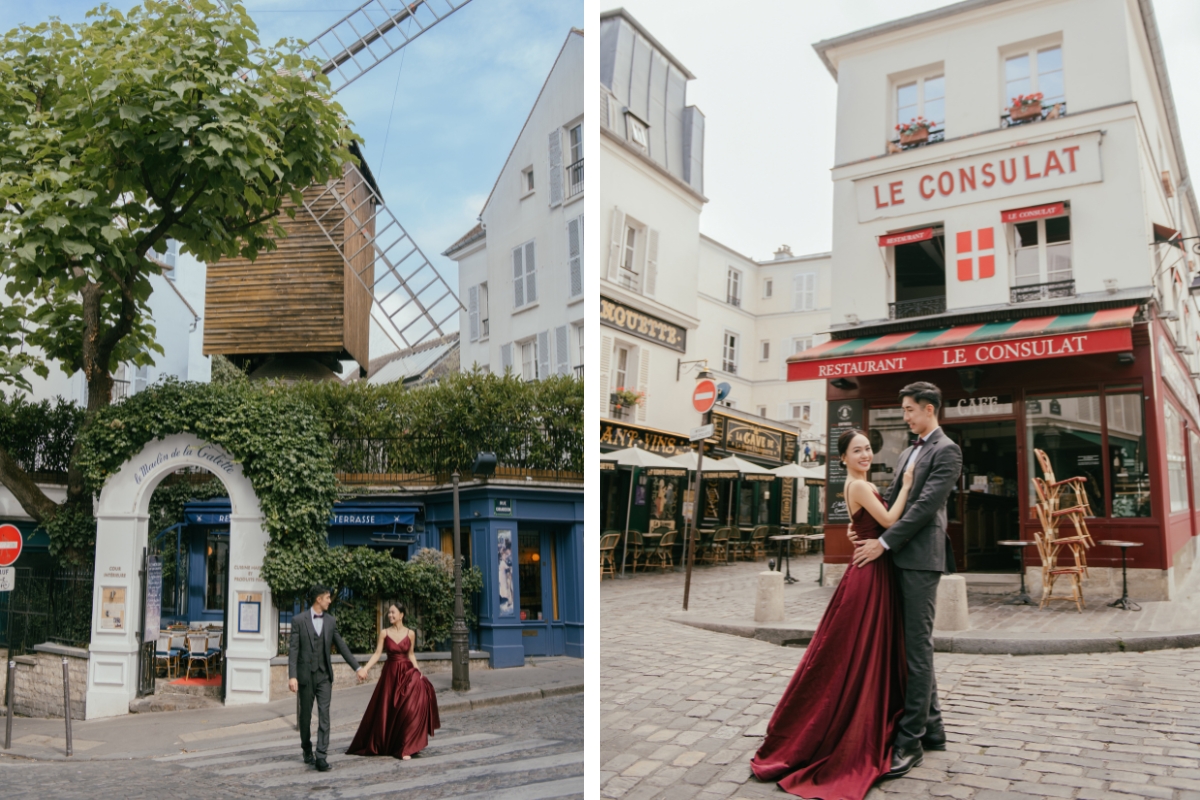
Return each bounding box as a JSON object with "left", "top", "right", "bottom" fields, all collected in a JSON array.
[
  {"left": 1117, "top": 352, "right": 1135, "bottom": 365},
  {"left": 1161, "top": 310, "right": 1180, "bottom": 321},
  {"left": 1104, "top": 278, "right": 1119, "bottom": 295},
  {"left": 471, "top": 452, "right": 498, "bottom": 477},
  {"left": 845, "top": 314, "right": 860, "bottom": 325},
  {"left": 957, "top": 366, "right": 984, "bottom": 394},
  {"left": 677, "top": 358, "right": 711, "bottom": 382},
  {"left": 831, "top": 378, "right": 857, "bottom": 390}
]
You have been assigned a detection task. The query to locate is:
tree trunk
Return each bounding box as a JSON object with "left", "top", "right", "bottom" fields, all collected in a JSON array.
[{"left": 0, "top": 443, "right": 59, "bottom": 524}]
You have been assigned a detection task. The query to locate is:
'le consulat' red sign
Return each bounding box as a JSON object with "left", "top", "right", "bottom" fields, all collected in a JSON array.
[
  {"left": 1000, "top": 202, "right": 1065, "bottom": 223},
  {"left": 788, "top": 327, "right": 1132, "bottom": 381},
  {"left": 878, "top": 228, "right": 933, "bottom": 247}
]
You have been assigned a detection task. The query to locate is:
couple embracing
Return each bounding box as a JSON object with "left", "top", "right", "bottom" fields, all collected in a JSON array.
[{"left": 751, "top": 381, "right": 963, "bottom": 800}]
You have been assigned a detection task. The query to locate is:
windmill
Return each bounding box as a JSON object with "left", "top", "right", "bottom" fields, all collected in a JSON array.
[{"left": 203, "top": 0, "right": 472, "bottom": 379}]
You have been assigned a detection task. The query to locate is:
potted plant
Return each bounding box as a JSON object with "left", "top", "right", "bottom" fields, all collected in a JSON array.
[
  {"left": 895, "top": 117, "right": 935, "bottom": 146},
  {"left": 610, "top": 387, "right": 645, "bottom": 418},
  {"left": 1010, "top": 92, "right": 1044, "bottom": 122}
]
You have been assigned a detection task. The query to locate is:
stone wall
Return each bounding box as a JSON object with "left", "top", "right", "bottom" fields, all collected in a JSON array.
[
  {"left": 267, "top": 651, "right": 491, "bottom": 701},
  {"left": 11, "top": 643, "right": 87, "bottom": 720}
]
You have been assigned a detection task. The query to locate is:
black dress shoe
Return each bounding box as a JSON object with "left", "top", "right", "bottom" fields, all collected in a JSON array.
[
  {"left": 921, "top": 734, "right": 947, "bottom": 751},
  {"left": 885, "top": 742, "right": 923, "bottom": 779},
  {"left": 303, "top": 750, "right": 314, "bottom": 765},
  {"left": 314, "top": 758, "right": 332, "bottom": 772}
]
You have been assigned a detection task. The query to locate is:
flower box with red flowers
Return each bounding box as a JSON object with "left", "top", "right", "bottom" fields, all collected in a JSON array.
[
  {"left": 1009, "top": 93, "right": 1044, "bottom": 122},
  {"left": 895, "top": 117, "right": 935, "bottom": 145}
]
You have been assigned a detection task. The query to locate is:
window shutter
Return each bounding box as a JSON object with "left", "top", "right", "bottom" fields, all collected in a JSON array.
[
  {"left": 599, "top": 334, "right": 613, "bottom": 415},
  {"left": 467, "top": 285, "right": 479, "bottom": 342},
  {"left": 548, "top": 130, "right": 563, "bottom": 207},
  {"left": 567, "top": 216, "right": 583, "bottom": 298},
  {"left": 644, "top": 228, "right": 659, "bottom": 297},
  {"left": 501, "top": 343, "right": 513, "bottom": 373},
  {"left": 537, "top": 330, "right": 552, "bottom": 381},
  {"left": 637, "top": 349, "right": 651, "bottom": 422},
  {"left": 608, "top": 207, "right": 625, "bottom": 281},
  {"left": 524, "top": 241, "right": 537, "bottom": 304},
  {"left": 600, "top": 92, "right": 610, "bottom": 129},
  {"left": 555, "top": 325, "right": 570, "bottom": 375},
  {"left": 793, "top": 274, "right": 802, "bottom": 311},
  {"left": 512, "top": 247, "right": 525, "bottom": 308}
]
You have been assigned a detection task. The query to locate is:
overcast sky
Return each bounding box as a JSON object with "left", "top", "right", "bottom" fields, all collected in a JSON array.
[
  {"left": 614, "top": 0, "right": 1200, "bottom": 263},
  {"left": 0, "top": 0, "right": 583, "bottom": 351}
]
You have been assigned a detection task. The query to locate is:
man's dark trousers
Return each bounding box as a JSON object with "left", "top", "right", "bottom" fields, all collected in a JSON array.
[
  {"left": 896, "top": 569, "right": 944, "bottom": 749},
  {"left": 298, "top": 661, "right": 333, "bottom": 759}
]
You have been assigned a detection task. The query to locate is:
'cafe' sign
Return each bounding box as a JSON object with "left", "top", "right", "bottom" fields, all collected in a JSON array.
[{"left": 856, "top": 132, "right": 1102, "bottom": 222}]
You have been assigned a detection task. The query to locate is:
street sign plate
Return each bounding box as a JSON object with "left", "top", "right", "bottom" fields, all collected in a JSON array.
[
  {"left": 0, "top": 524, "right": 22, "bottom": 567},
  {"left": 0, "top": 567, "right": 13, "bottom": 592},
  {"left": 689, "top": 424, "right": 714, "bottom": 441},
  {"left": 692, "top": 379, "right": 717, "bottom": 414}
]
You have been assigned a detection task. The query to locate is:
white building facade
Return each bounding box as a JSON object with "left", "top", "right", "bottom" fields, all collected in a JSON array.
[
  {"left": 445, "top": 29, "right": 585, "bottom": 383},
  {"left": 796, "top": 0, "right": 1200, "bottom": 597}
]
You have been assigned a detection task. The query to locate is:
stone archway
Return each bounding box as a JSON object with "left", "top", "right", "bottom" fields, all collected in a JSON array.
[{"left": 86, "top": 433, "right": 275, "bottom": 719}]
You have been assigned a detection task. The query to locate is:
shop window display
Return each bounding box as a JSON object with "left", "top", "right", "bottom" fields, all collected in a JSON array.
[
  {"left": 1106, "top": 392, "right": 1151, "bottom": 518},
  {"left": 1164, "top": 403, "right": 1188, "bottom": 514},
  {"left": 1026, "top": 394, "right": 1105, "bottom": 515}
]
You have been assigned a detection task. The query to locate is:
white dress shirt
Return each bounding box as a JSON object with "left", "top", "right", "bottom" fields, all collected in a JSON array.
[
  {"left": 312, "top": 611, "right": 324, "bottom": 637},
  {"left": 880, "top": 426, "right": 940, "bottom": 551}
]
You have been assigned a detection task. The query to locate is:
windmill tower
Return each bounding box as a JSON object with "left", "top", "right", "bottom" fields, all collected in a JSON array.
[{"left": 203, "top": 0, "right": 471, "bottom": 379}]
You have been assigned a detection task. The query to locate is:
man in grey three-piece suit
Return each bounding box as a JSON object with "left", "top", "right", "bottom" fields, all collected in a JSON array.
[
  {"left": 850, "top": 381, "right": 962, "bottom": 779},
  {"left": 288, "top": 585, "right": 363, "bottom": 771}
]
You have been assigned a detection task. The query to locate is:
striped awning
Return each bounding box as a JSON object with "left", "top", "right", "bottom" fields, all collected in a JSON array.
[{"left": 788, "top": 307, "right": 1137, "bottom": 382}]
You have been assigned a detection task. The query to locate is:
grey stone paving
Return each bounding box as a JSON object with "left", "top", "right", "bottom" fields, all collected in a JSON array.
[
  {"left": 602, "top": 563, "right": 1200, "bottom": 800},
  {"left": 0, "top": 694, "right": 583, "bottom": 799}
]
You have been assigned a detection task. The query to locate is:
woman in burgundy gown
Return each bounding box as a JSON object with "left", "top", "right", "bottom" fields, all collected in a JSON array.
[
  {"left": 751, "top": 429, "right": 915, "bottom": 799},
  {"left": 347, "top": 602, "right": 440, "bottom": 760}
]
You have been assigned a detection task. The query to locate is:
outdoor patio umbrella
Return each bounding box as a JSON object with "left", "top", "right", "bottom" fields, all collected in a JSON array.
[{"left": 602, "top": 448, "right": 689, "bottom": 575}]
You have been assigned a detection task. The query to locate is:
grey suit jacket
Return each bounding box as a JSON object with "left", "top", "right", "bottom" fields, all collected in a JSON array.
[
  {"left": 288, "top": 608, "right": 360, "bottom": 684},
  {"left": 882, "top": 426, "right": 962, "bottom": 573}
]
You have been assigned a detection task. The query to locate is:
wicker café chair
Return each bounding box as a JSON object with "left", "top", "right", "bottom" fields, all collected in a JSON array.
[
  {"left": 185, "top": 633, "right": 213, "bottom": 679},
  {"left": 600, "top": 532, "right": 621, "bottom": 579},
  {"left": 654, "top": 531, "right": 680, "bottom": 571},
  {"left": 623, "top": 530, "right": 644, "bottom": 573},
  {"left": 749, "top": 525, "right": 770, "bottom": 560},
  {"left": 709, "top": 527, "right": 732, "bottom": 564}
]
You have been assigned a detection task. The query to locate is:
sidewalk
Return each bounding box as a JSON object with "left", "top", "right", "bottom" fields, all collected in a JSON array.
[
  {"left": 0, "top": 655, "right": 581, "bottom": 762},
  {"left": 614, "top": 555, "right": 1200, "bottom": 654}
]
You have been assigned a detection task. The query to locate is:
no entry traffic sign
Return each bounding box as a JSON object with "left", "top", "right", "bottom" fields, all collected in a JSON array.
[
  {"left": 0, "top": 523, "right": 23, "bottom": 567},
  {"left": 692, "top": 379, "right": 717, "bottom": 414}
]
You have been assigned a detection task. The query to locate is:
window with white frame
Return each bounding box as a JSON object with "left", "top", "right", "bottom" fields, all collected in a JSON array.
[
  {"left": 760, "top": 340, "right": 770, "bottom": 361},
  {"left": 619, "top": 222, "right": 640, "bottom": 291},
  {"left": 520, "top": 339, "right": 539, "bottom": 382},
  {"left": 1004, "top": 45, "right": 1064, "bottom": 110},
  {"left": 479, "top": 282, "right": 490, "bottom": 338},
  {"left": 569, "top": 124, "right": 583, "bottom": 165},
  {"left": 613, "top": 343, "right": 633, "bottom": 394},
  {"left": 521, "top": 166, "right": 534, "bottom": 195},
  {"left": 625, "top": 113, "right": 648, "bottom": 152},
  {"left": 727, "top": 267, "right": 742, "bottom": 307},
  {"left": 790, "top": 402, "right": 812, "bottom": 423},
  {"left": 895, "top": 73, "right": 944, "bottom": 136},
  {"left": 792, "top": 336, "right": 814, "bottom": 355},
  {"left": 722, "top": 331, "right": 739, "bottom": 374},
  {"left": 757, "top": 406, "right": 768, "bottom": 418},
  {"left": 763, "top": 277, "right": 773, "bottom": 298},
  {"left": 793, "top": 273, "right": 816, "bottom": 311},
  {"left": 512, "top": 240, "right": 537, "bottom": 309},
  {"left": 574, "top": 322, "right": 584, "bottom": 371},
  {"left": 1012, "top": 211, "right": 1071, "bottom": 287}
]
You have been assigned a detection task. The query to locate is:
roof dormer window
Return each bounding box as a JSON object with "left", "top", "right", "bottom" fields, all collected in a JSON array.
[{"left": 625, "top": 111, "right": 649, "bottom": 152}]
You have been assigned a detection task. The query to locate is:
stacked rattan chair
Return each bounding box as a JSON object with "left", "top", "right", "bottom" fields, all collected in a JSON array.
[{"left": 1031, "top": 448, "right": 1095, "bottom": 612}]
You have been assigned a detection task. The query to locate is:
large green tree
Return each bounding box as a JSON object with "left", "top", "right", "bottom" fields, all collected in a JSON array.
[{"left": 0, "top": 0, "right": 355, "bottom": 530}]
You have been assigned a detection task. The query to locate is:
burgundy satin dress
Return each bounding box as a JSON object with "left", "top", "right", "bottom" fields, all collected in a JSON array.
[
  {"left": 750, "top": 492, "right": 907, "bottom": 800},
  {"left": 346, "top": 632, "right": 440, "bottom": 759}
]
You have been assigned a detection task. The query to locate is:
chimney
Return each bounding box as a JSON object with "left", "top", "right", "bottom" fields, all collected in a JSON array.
[{"left": 773, "top": 245, "right": 793, "bottom": 260}]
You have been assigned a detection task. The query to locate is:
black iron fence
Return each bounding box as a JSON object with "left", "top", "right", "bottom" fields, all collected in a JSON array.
[
  {"left": 332, "top": 429, "right": 583, "bottom": 481},
  {"left": 1010, "top": 279, "right": 1075, "bottom": 304},
  {"left": 889, "top": 295, "right": 947, "bottom": 319},
  {"left": 0, "top": 565, "right": 93, "bottom": 655},
  {"left": 567, "top": 158, "right": 583, "bottom": 198}
]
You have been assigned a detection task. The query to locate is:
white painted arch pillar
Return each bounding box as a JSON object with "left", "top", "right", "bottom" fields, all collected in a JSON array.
[{"left": 86, "top": 433, "right": 276, "bottom": 719}]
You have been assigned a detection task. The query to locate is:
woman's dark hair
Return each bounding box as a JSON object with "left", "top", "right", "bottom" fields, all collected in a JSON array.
[
  {"left": 899, "top": 381, "right": 943, "bottom": 413},
  {"left": 387, "top": 602, "right": 408, "bottom": 619},
  {"left": 837, "top": 428, "right": 868, "bottom": 457}
]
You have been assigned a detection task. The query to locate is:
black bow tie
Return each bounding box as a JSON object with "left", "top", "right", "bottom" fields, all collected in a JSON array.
[
  {"left": 915, "top": 437, "right": 927, "bottom": 447},
  {"left": 313, "top": 613, "right": 323, "bottom": 618}
]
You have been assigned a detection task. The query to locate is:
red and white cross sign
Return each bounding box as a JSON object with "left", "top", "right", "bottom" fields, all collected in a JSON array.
[
  {"left": 0, "top": 524, "right": 23, "bottom": 567},
  {"left": 956, "top": 227, "right": 995, "bottom": 281}
]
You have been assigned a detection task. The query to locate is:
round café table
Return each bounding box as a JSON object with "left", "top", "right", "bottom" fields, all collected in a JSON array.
[
  {"left": 769, "top": 534, "right": 803, "bottom": 584},
  {"left": 996, "top": 540, "right": 1038, "bottom": 606},
  {"left": 1098, "top": 540, "right": 1144, "bottom": 611}
]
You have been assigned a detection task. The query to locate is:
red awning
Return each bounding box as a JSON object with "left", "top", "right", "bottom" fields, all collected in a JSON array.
[{"left": 788, "top": 307, "right": 1138, "bottom": 381}]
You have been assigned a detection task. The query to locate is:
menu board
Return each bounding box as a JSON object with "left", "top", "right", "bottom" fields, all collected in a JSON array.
[{"left": 825, "top": 400, "right": 863, "bottom": 524}]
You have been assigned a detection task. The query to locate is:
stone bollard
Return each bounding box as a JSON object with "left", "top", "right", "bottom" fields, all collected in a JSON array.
[
  {"left": 755, "top": 570, "right": 785, "bottom": 623},
  {"left": 934, "top": 574, "right": 969, "bottom": 632}
]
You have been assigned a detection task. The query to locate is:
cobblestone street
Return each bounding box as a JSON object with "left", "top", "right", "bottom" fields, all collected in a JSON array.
[
  {"left": 602, "top": 561, "right": 1200, "bottom": 799},
  {"left": 0, "top": 694, "right": 582, "bottom": 799}
]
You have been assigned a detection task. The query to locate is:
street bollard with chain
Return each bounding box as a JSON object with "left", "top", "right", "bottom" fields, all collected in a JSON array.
[
  {"left": 4, "top": 659, "right": 14, "bottom": 749},
  {"left": 62, "top": 656, "right": 73, "bottom": 757}
]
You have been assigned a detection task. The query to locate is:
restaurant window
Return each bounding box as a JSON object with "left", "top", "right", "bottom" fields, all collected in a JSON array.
[
  {"left": 1107, "top": 391, "right": 1150, "bottom": 517},
  {"left": 205, "top": 534, "right": 228, "bottom": 611},
  {"left": 1164, "top": 402, "right": 1188, "bottom": 514},
  {"left": 1026, "top": 394, "right": 1105, "bottom": 515},
  {"left": 1013, "top": 212, "right": 1071, "bottom": 287},
  {"left": 1004, "top": 45, "right": 1064, "bottom": 109},
  {"left": 722, "top": 331, "right": 739, "bottom": 374},
  {"left": 895, "top": 74, "right": 944, "bottom": 138},
  {"left": 727, "top": 267, "right": 742, "bottom": 307},
  {"left": 739, "top": 484, "right": 754, "bottom": 526},
  {"left": 892, "top": 231, "right": 946, "bottom": 318},
  {"left": 518, "top": 530, "right": 544, "bottom": 621}
]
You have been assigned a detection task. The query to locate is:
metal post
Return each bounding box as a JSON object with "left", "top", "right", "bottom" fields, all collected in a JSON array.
[
  {"left": 4, "top": 658, "right": 13, "bottom": 749},
  {"left": 683, "top": 411, "right": 710, "bottom": 610},
  {"left": 619, "top": 467, "right": 637, "bottom": 577},
  {"left": 61, "top": 657, "right": 72, "bottom": 757},
  {"left": 450, "top": 471, "right": 470, "bottom": 692}
]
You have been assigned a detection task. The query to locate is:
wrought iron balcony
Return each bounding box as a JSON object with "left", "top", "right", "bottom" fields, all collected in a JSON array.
[
  {"left": 567, "top": 158, "right": 583, "bottom": 198},
  {"left": 888, "top": 296, "right": 946, "bottom": 319},
  {"left": 1010, "top": 279, "right": 1075, "bottom": 304},
  {"left": 1001, "top": 101, "right": 1067, "bottom": 129},
  {"left": 112, "top": 379, "right": 131, "bottom": 401},
  {"left": 573, "top": 364, "right": 583, "bottom": 379}
]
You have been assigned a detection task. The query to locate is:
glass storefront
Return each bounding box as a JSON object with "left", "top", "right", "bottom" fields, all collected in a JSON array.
[
  {"left": 1025, "top": 393, "right": 1105, "bottom": 515},
  {"left": 1106, "top": 391, "right": 1151, "bottom": 518},
  {"left": 205, "top": 534, "right": 228, "bottom": 612},
  {"left": 518, "top": 530, "right": 543, "bottom": 622},
  {"left": 1164, "top": 402, "right": 1188, "bottom": 514}
]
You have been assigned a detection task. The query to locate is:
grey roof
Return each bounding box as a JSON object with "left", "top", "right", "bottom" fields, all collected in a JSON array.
[
  {"left": 811, "top": 0, "right": 1197, "bottom": 234},
  {"left": 442, "top": 222, "right": 485, "bottom": 258},
  {"left": 600, "top": 8, "right": 695, "bottom": 80},
  {"left": 365, "top": 332, "right": 459, "bottom": 384}
]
